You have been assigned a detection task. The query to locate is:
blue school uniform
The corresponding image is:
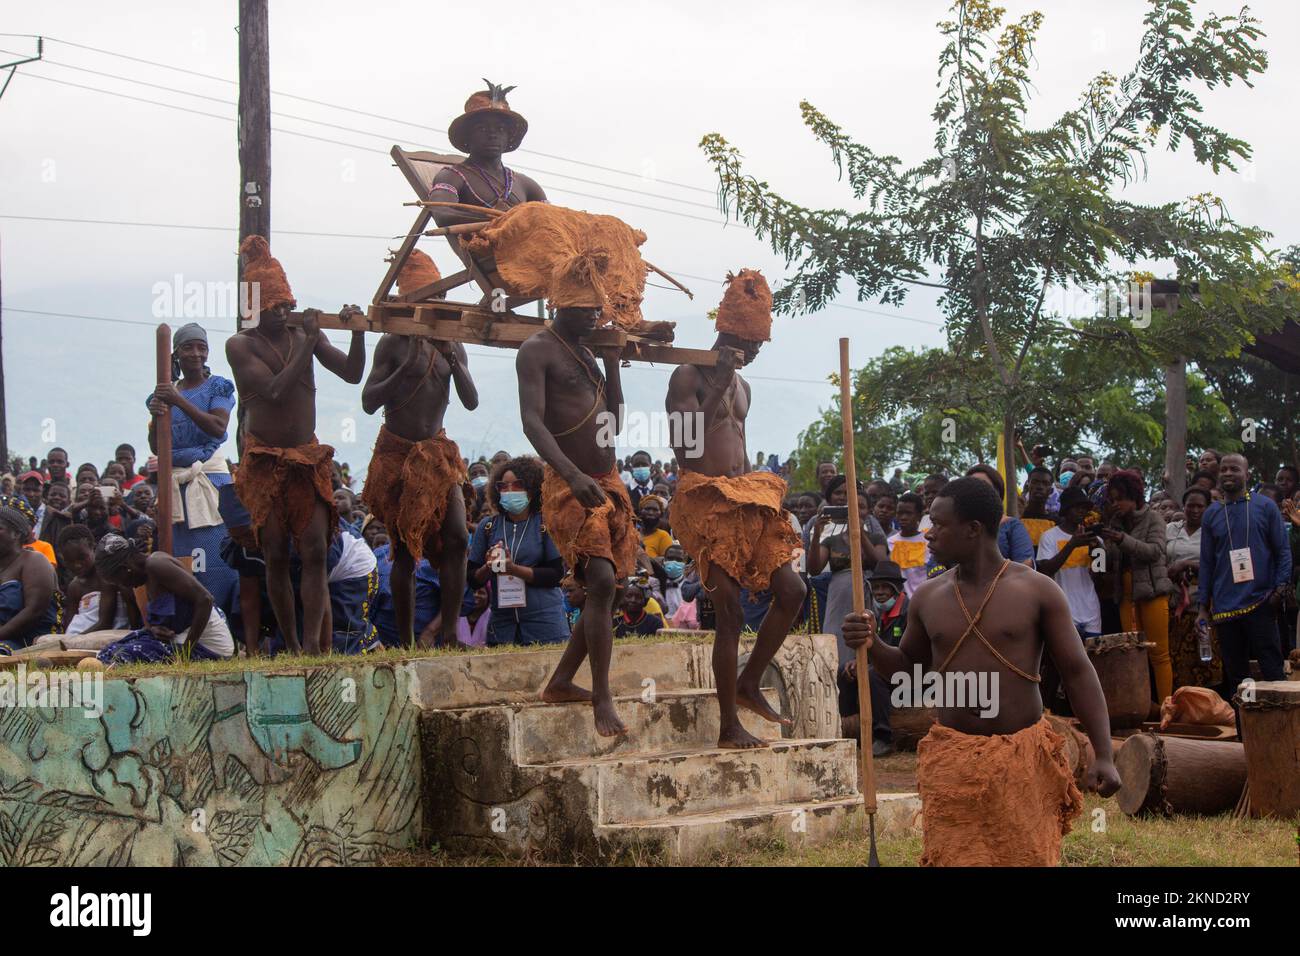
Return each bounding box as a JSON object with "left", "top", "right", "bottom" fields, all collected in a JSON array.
[
  {"left": 97, "top": 592, "right": 227, "bottom": 664},
  {"left": 372, "top": 543, "right": 442, "bottom": 648}
]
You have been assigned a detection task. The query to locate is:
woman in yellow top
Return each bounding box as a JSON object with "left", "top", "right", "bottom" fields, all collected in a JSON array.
[{"left": 637, "top": 495, "right": 674, "bottom": 558}]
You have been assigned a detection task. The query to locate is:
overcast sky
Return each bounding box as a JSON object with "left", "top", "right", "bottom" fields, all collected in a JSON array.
[{"left": 2, "top": 0, "right": 1297, "bottom": 480}]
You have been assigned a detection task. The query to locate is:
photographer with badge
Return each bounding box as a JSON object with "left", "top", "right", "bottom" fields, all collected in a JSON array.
[{"left": 467, "top": 456, "right": 569, "bottom": 646}]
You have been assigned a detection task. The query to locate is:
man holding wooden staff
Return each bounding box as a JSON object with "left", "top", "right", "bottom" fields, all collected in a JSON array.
[
  {"left": 361, "top": 251, "right": 478, "bottom": 649},
  {"left": 843, "top": 475, "right": 1120, "bottom": 866},
  {"left": 665, "top": 270, "right": 803, "bottom": 748},
  {"left": 226, "top": 235, "right": 366, "bottom": 655}
]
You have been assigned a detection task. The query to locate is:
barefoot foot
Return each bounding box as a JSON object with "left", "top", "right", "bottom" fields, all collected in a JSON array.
[
  {"left": 736, "top": 682, "right": 793, "bottom": 727},
  {"left": 718, "top": 723, "right": 767, "bottom": 749},
  {"left": 592, "top": 696, "right": 628, "bottom": 737},
  {"left": 542, "top": 680, "right": 593, "bottom": 703}
]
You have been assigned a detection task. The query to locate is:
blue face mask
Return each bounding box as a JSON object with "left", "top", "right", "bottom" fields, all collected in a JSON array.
[
  {"left": 471, "top": 475, "right": 488, "bottom": 489},
  {"left": 499, "top": 491, "right": 530, "bottom": 515},
  {"left": 663, "top": 560, "right": 685, "bottom": 579},
  {"left": 878, "top": 595, "right": 897, "bottom": 612},
  {"left": 632, "top": 467, "right": 651, "bottom": 484},
  {"left": 1059, "top": 471, "right": 1074, "bottom": 486}
]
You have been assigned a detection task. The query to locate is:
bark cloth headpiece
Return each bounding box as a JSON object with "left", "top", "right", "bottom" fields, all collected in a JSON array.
[
  {"left": 239, "top": 235, "right": 296, "bottom": 312},
  {"left": 449, "top": 80, "right": 528, "bottom": 154},
  {"left": 714, "top": 269, "right": 773, "bottom": 342},
  {"left": 395, "top": 249, "right": 443, "bottom": 297}
]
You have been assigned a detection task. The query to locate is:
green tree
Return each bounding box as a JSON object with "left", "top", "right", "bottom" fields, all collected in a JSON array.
[
  {"left": 703, "top": 0, "right": 1280, "bottom": 513},
  {"left": 786, "top": 332, "right": 1239, "bottom": 491}
]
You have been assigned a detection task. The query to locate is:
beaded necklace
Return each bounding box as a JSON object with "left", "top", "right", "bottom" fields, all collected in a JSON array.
[{"left": 451, "top": 163, "right": 515, "bottom": 209}]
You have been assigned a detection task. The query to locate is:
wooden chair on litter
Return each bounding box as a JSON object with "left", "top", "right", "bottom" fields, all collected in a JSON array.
[{"left": 373, "top": 146, "right": 542, "bottom": 316}]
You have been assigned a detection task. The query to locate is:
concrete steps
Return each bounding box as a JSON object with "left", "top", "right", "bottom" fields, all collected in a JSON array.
[
  {"left": 421, "top": 680, "right": 873, "bottom": 863},
  {"left": 598, "top": 790, "right": 924, "bottom": 862},
  {"left": 509, "top": 688, "right": 783, "bottom": 764},
  {"left": 580, "top": 737, "right": 857, "bottom": 823}
]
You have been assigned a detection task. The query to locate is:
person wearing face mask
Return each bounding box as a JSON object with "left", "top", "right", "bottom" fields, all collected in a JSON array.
[
  {"left": 467, "top": 456, "right": 569, "bottom": 646},
  {"left": 837, "top": 561, "right": 907, "bottom": 756},
  {"left": 468, "top": 460, "right": 491, "bottom": 518},
  {"left": 627, "top": 451, "right": 655, "bottom": 509},
  {"left": 654, "top": 543, "right": 688, "bottom": 618}
]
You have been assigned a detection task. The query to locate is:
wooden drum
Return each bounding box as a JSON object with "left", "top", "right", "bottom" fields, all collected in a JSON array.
[
  {"left": 1115, "top": 733, "right": 1247, "bottom": 816},
  {"left": 1236, "top": 680, "right": 1300, "bottom": 819},
  {"left": 1086, "top": 631, "right": 1151, "bottom": 731}
]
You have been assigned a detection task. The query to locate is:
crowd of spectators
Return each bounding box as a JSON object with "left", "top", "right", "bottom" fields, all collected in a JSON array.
[{"left": 3, "top": 424, "right": 1295, "bottom": 757}]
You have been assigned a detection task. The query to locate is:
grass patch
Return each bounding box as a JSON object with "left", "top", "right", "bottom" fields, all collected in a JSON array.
[
  {"left": 382, "top": 796, "right": 1298, "bottom": 868},
  {"left": 65, "top": 630, "right": 720, "bottom": 681}
]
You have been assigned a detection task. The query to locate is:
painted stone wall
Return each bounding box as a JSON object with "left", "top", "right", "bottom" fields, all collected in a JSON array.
[{"left": 0, "top": 664, "right": 420, "bottom": 866}]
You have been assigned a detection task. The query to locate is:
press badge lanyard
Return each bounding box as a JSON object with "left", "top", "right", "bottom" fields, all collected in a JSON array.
[
  {"left": 498, "top": 515, "right": 532, "bottom": 609},
  {"left": 1224, "top": 493, "right": 1255, "bottom": 584}
]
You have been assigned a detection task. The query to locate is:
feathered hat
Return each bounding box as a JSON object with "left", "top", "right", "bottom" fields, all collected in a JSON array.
[
  {"left": 448, "top": 79, "right": 528, "bottom": 154},
  {"left": 395, "top": 249, "right": 443, "bottom": 297},
  {"left": 239, "top": 235, "right": 296, "bottom": 312},
  {"left": 714, "top": 269, "right": 773, "bottom": 342}
]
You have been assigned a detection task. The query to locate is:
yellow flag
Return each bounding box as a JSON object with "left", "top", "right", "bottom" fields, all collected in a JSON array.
[{"left": 996, "top": 429, "right": 1011, "bottom": 513}]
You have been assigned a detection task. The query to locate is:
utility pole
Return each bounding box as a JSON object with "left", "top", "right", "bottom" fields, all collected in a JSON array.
[
  {"left": 0, "top": 38, "right": 44, "bottom": 471},
  {"left": 237, "top": 0, "right": 271, "bottom": 330},
  {"left": 1, "top": 233, "right": 7, "bottom": 472},
  {"left": 1164, "top": 357, "right": 1187, "bottom": 501}
]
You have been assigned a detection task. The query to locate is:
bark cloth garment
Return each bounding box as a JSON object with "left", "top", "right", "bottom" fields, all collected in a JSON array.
[
  {"left": 234, "top": 435, "right": 335, "bottom": 545},
  {"left": 360, "top": 424, "right": 466, "bottom": 560},
  {"left": 540, "top": 466, "right": 636, "bottom": 579},
  {"left": 671, "top": 469, "right": 799, "bottom": 592},
  {"left": 915, "top": 558, "right": 1082, "bottom": 866},
  {"left": 916, "top": 718, "right": 1083, "bottom": 866},
  {"left": 462, "top": 201, "right": 648, "bottom": 329}
]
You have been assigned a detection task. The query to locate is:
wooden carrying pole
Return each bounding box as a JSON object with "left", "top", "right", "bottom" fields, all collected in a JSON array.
[
  {"left": 155, "top": 324, "right": 173, "bottom": 555},
  {"left": 839, "top": 337, "right": 879, "bottom": 865}
]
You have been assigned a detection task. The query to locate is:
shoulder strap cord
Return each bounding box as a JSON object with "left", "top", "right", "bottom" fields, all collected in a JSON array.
[
  {"left": 937, "top": 559, "right": 1040, "bottom": 683},
  {"left": 544, "top": 326, "right": 606, "bottom": 438}
]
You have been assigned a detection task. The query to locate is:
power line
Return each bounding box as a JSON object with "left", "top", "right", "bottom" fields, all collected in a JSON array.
[
  {"left": 7, "top": 53, "right": 721, "bottom": 212},
  {"left": 16, "top": 71, "right": 729, "bottom": 227},
  {"left": 40, "top": 36, "right": 720, "bottom": 196},
  {"left": 8, "top": 44, "right": 954, "bottom": 300},
  {"left": 3, "top": 307, "right": 838, "bottom": 385},
  {"left": 0, "top": 213, "right": 944, "bottom": 327}
]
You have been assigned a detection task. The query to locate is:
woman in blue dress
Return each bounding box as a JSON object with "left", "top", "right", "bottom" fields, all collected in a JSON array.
[
  {"left": 467, "top": 456, "right": 569, "bottom": 647},
  {"left": 146, "top": 323, "right": 240, "bottom": 620},
  {"left": 0, "top": 503, "right": 60, "bottom": 653}
]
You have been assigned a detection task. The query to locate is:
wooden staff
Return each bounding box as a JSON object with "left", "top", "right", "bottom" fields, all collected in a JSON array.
[
  {"left": 155, "top": 324, "right": 173, "bottom": 555},
  {"left": 643, "top": 260, "right": 693, "bottom": 299},
  {"left": 406, "top": 200, "right": 504, "bottom": 218},
  {"left": 839, "top": 336, "right": 880, "bottom": 866},
  {"left": 422, "top": 221, "right": 492, "bottom": 238}
]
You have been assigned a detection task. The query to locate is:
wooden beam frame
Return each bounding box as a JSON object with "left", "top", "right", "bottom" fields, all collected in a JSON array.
[{"left": 289, "top": 306, "right": 716, "bottom": 366}]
